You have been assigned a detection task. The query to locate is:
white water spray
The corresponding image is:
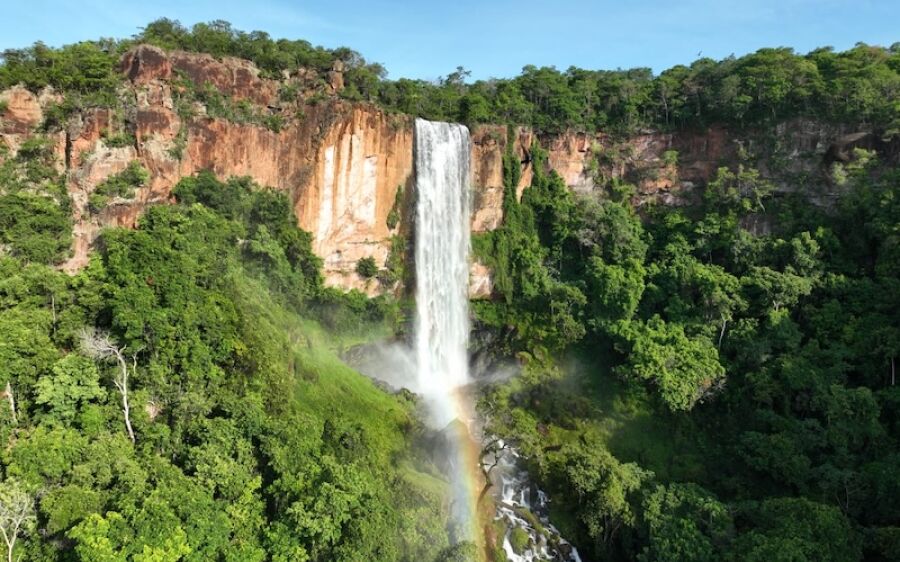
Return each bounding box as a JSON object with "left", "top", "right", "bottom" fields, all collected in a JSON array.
[{"left": 414, "top": 119, "right": 472, "bottom": 426}]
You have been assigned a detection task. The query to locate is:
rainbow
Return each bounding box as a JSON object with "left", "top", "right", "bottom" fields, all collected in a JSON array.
[{"left": 443, "top": 386, "right": 491, "bottom": 558}]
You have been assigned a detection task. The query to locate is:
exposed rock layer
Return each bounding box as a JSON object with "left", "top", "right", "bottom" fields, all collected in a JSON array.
[{"left": 1, "top": 45, "right": 890, "bottom": 294}]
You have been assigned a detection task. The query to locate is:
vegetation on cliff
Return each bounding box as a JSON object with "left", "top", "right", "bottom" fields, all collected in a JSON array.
[
  {"left": 474, "top": 134, "right": 900, "bottom": 561},
  {"left": 0, "top": 136, "right": 71, "bottom": 264},
  {"left": 2, "top": 19, "right": 899, "bottom": 136}
]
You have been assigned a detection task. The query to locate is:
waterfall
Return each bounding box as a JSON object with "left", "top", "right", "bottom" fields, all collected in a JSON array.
[
  {"left": 413, "top": 118, "right": 476, "bottom": 541},
  {"left": 387, "top": 119, "right": 579, "bottom": 558},
  {"left": 414, "top": 118, "right": 472, "bottom": 425}
]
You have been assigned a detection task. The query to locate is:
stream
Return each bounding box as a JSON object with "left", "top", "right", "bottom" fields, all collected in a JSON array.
[{"left": 483, "top": 438, "right": 582, "bottom": 562}]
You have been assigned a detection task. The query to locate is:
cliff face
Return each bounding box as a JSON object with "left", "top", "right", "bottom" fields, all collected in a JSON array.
[
  {"left": 1, "top": 45, "right": 884, "bottom": 295},
  {"left": 3, "top": 46, "right": 418, "bottom": 292}
]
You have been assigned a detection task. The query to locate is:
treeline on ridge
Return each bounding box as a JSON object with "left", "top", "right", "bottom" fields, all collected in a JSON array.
[{"left": 1, "top": 18, "right": 899, "bottom": 134}]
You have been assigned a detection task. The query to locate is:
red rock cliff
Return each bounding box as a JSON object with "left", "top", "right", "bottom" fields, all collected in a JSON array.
[{"left": 1, "top": 45, "right": 875, "bottom": 295}]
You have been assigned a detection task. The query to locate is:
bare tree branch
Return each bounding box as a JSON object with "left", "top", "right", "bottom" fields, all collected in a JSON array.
[
  {"left": 0, "top": 479, "right": 34, "bottom": 562},
  {"left": 1, "top": 383, "right": 15, "bottom": 426},
  {"left": 80, "top": 328, "right": 136, "bottom": 443}
]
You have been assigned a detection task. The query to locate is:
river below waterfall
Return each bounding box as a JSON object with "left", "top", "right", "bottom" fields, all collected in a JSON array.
[{"left": 482, "top": 438, "right": 582, "bottom": 562}]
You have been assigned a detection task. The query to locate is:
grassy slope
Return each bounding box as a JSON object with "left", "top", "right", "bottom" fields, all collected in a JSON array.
[{"left": 229, "top": 272, "right": 451, "bottom": 519}]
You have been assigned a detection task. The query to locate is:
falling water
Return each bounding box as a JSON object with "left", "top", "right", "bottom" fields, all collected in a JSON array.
[
  {"left": 413, "top": 119, "right": 477, "bottom": 540},
  {"left": 414, "top": 118, "right": 471, "bottom": 424}
]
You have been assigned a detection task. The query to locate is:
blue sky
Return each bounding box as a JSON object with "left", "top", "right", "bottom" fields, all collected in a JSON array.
[{"left": 2, "top": 1, "right": 898, "bottom": 80}]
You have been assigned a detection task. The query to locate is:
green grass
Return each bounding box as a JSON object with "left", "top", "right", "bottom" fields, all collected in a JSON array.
[
  {"left": 228, "top": 272, "right": 409, "bottom": 463},
  {"left": 229, "top": 269, "right": 452, "bottom": 492},
  {"left": 226, "top": 269, "right": 453, "bottom": 555},
  {"left": 292, "top": 343, "right": 410, "bottom": 463},
  {"left": 509, "top": 527, "right": 530, "bottom": 554},
  {"left": 398, "top": 459, "right": 450, "bottom": 503}
]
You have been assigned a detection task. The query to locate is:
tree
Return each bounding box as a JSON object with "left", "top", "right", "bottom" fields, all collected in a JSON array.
[
  {"left": 639, "top": 483, "right": 732, "bottom": 562},
  {"left": 614, "top": 316, "right": 725, "bottom": 411},
  {"left": 0, "top": 310, "right": 58, "bottom": 422},
  {"left": 574, "top": 198, "right": 648, "bottom": 265},
  {"left": 743, "top": 266, "right": 814, "bottom": 312},
  {"left": 586, "top": 257, "right": 646, "bottom": 323},
  {"left": 0, "top": 479, "right": 35, "bottom": 562},
  {"left": 704, "top": 166, "right": 773, "bottom": 215},
  {"left": 732, "top": 498, "right": 862, "bottom": 561},
  {"left": 79, "top": 328, "right": 136, "bottom": 443},
  {"left": 645, "top": 254, "right": 745, "bottom": 342},
  {"left": 355, "top": 257, "right": 378, "bottom": 279},
  {"left": 558, "top": 444, "right": 651, "bottom": 554},
  {"left": 69, "top": 511, "right": 192, "bottom": 562},
  {"left": 1, "top": 383, "right": 16, "bottom": 426},
  {"left": 35, "top": 355, "right": 104, "bottom": 422}
]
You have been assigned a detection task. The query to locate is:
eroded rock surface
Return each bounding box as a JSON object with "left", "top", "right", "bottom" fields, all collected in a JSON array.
[{"left": 3, "top": 46, "right": 886, "bottom": 295}]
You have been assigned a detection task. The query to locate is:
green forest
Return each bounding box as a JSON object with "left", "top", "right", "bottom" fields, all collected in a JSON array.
[
  {"left": 0, "top": 167, "right": 470, "bottom": 560},
  {"left": 2, "top": 19, "right": 899, "bottom": 135},
  {"left": 472, "top": 136, "right": 899, "bottom": 561},
  {"left": 1, "top": 17, "right": 899, "bottom": 562}
]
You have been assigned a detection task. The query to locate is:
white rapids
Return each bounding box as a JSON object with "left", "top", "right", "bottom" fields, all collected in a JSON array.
[{"left": 484, "top": 440, "right": 582, "bottom": 562}]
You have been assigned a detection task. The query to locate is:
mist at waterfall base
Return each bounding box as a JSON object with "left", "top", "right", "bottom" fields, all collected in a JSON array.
[{"left": 354, "top": 119, "right": 474, "bottom": 425}]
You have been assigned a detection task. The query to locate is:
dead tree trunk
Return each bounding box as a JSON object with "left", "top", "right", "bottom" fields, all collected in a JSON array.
[
  {"left": 718, "top": 315, "right": 728, "bottom": 349},
  {"left": 110, "top": 353, "right": 136, "bottom": 444},
  {"left": 3, "top": 382, "right": 15, "bottom": 426},
  {"left": 80, "top": 329, "right": 136, "bottom": 443},
  {"left": 0, "top": 479, "right": 34, "bottom": 562}
]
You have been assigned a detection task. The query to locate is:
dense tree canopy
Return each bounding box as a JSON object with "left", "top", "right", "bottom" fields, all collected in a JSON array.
[
  {"left": 0, "top": 170, "right": 451, "bottom": 561},
  {"left": 478, "top": 129, "right": 900, "bottom": 561}
]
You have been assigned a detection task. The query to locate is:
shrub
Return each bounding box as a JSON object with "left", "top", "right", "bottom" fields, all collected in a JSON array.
[
  {"left": 263, "top": 114, "right": 284, "bottom": 132},
  {"left": 386, "top": 186, "right": 403, "bottom": 230},
  {"left": 378, "top": 236, "right": 406, "bottom": 285},
  {"left": 102, "top": 131, "right": 135, "bottom": 148},
  {"left": 0, "top": 193, "right": 71, "bottom": 263},
  {"left": 168, "top": 127, "right": 188, "bottom": 160},
  {"left": 356, "top": 256, "right": 378, "bottom": 279},
  {"left": 663, "top": 149, "right": 679, "bottom": 167},
  {"left": 88, "top": 161, "right": 148, "bottom": 213},
  {"left": 509, "top": 527, "right": 530, "bottom": 555}
]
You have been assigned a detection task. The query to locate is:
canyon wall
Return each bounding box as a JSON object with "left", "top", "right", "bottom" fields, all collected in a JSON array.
[{"left": 1, "top": 45, "right": 884, "bottom": 296}]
